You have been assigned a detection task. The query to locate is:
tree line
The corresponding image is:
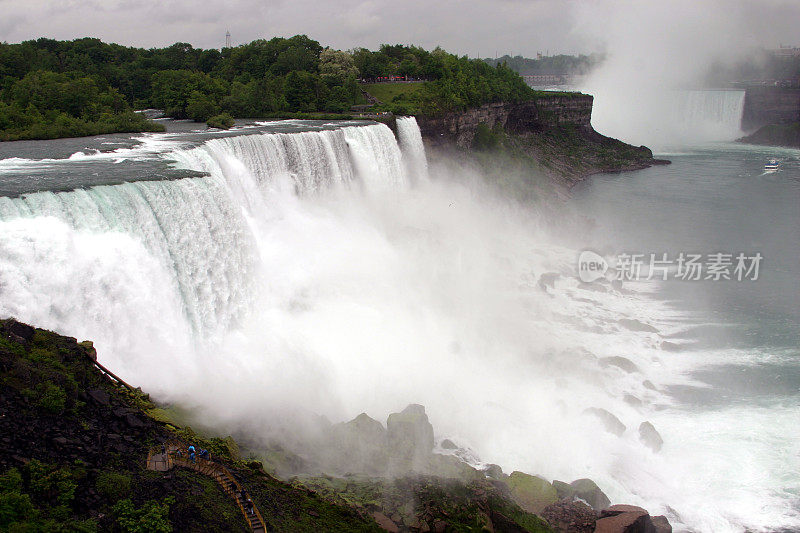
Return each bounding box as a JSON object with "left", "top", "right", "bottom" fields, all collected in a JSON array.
[
  {"left": 0, "top": 36, "right": 543, "bottom": 140},
  {"left": 482, "top": 54, "right": 602, "bottom": 76}
]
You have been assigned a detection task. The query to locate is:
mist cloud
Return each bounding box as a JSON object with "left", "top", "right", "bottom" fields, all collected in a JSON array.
[{"left": 571, "top": 0, "right": 800, "bottom": 147}]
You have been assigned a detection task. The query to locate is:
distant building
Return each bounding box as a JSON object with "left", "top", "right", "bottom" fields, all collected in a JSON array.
[
  {"left": 770, "top": 45, "right": 800, "bottom": 57},
  {"left": 523, "top": 74, "right": 566, "bottom": 84}
]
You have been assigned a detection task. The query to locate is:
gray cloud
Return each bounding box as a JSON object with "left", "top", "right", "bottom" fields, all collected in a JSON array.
[{"left": 0, "top": 0, "right": 797, "bottom": 58}]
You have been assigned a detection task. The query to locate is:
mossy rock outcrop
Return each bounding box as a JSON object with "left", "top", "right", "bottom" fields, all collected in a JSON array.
[
  {"left": 323, "top": 412, "right": 389, "bottom": 475},
  {"left": 426, "top": 453, "right": 484, "bottom": 481},
  {"left": 386, "top": 404, "right": 435, "bottom": 472},
  {"left": 569, "top": 478, "right": 611, "bottom": 510},
  {"left": 507, "top": 471, "right": 558, "bottom": 513},
  {"left": 299, "top": 474, "right": 554, "bottom": 532},
  {"left": 552, "top": 479, "right": 574, "bottom": 500},
  {"left": 551, "top": 477, "right": 611, "bottom": 511}
]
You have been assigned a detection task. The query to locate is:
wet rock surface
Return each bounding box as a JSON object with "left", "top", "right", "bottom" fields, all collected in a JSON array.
[
  {"left": 541, "top": 500, "right": 597, "bottom": 533},
  {"left": 584, "top": 407, "right": 627, "bottom": 436},
  {"left": 638, "top": 421, "right": 664, "bottom": 453}
]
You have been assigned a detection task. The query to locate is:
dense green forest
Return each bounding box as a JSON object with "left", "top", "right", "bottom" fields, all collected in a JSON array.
[{"left": 0, "top": 36, "right": 538, "bottom": 140}]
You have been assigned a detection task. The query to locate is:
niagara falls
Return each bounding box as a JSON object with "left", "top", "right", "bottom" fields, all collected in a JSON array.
[{"left": 0, "top": 2, "right": 798, "bottom": 532}]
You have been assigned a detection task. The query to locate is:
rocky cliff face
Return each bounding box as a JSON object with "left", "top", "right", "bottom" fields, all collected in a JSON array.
[
  {"left": 742, "top": 87, "right": 800, "bottom": 131},
  {"left": 416, "top": 94, "right": 594, "bottom": 148},
  {"left": 0, "top": 319, "right": 379, "bottom": 532},
  {"left": 415, "top": 94, "right": 665, "bottom": 185},
  {"left": 738, "top": 121, "right": 800, "bottom": 148}
]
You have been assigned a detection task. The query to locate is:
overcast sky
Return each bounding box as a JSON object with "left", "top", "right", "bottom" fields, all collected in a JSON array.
[{"left": 1, "top": 0, "right": 798, "bottom": 59}]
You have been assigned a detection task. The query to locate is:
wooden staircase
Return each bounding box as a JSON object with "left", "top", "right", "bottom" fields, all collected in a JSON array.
[{"left": 147, "top": 440, "right": 267, "bottom": 532}]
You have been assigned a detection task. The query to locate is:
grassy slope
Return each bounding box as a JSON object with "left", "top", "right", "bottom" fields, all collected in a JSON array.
[{"left": 361, "top": 82, "right": 424, "bottom": 104}]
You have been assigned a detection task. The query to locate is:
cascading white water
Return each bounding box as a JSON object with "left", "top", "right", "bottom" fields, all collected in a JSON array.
[
  {"left": 0, "top": 118, "right": 792, "bottom": 532},
  {"left": 584, "top": 83, "right": 747, "bottom": 148},
  {"left": 0, "top": 176, "right": 255, "bottom": 340},
  {"left": 668, "top": 89, "right": 745, "bottom": 142},
  {"left": 396, "top": 116, "right": 429, "bottom": 182}
]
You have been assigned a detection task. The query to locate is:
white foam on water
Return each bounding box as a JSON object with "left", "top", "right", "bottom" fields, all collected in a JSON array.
[{"left": 0, "top": 131, "right": 189, "bottom": 174}]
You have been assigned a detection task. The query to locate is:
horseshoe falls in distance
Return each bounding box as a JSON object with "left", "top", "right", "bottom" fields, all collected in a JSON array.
[{"left": 0, "top": 116, "right": 797, "bottom": 533}]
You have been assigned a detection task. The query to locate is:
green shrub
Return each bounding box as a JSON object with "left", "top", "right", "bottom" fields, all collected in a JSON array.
[
  {"left": 25, "top": 460, "right": 77, "bottom": 507},
  {"left": 113, "top": 497, "right": 173, "bottom": 533},
  {"left": 206, "top": 113, "right": 235, "bottom": 129},
  {"left": 473, "top": 123, "right": 501, "bottom": 151},
  {"left": 186, "top": 90, "right": 219, "bottom": 122},
  {"left": 35, "top": 383, "right": 66, "bottom": 414},
  {"left": 96, "top": 471, "right": 132, "bottom": 502},
  {"left": 0, "top": 468, "right": 36, "bottom": 528}
]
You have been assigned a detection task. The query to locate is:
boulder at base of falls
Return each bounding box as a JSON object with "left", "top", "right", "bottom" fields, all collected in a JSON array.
[
  {"left": 324, "top": 412, "right": 388, "bottom": 474},
  {"left": 551, "top": 478, "right": 611, "bottom": 511},
  {"left": 651, "top": 515, "right": 672, "bottom": 533},
  {"left": 618, "top": 319, "right": 659, "bottom": 333},
  {"left": 541, "top": 499, "right": 597, "bottom": 533},
  {"left": 553, "top": 479, "right": 575, "bottom": 500},
  {"left": 583, "top": 407, "right": 626, "bottom": 436},
  {"left": 598, "top": 356, "right": 640, "bottom": 373},
  {"left": 638, "top": 421, "right": 664, "bottom": 453},
  {"left": 595, "top": 504, "right": 671, "bottom": 533},
  {"left": 481, "top": 463, "right": 507, "bottom": 480},
  {"left": 440, "top": 438, "right": 457, "bottom": 449},
  {"left": 426, "top": 453, "right": 484, "bottom": 481},
  {"left": 506, "top": 471, "right": 558, "bottom": 513},
  {"left": 538, "top": 272, "right": 561, "bottom": 290},
  {"left": 386, "top": 404, "right": 435, "bottom": 472},
  {"left": 570, "top": 478, "right": 611, "bottom": 510}
]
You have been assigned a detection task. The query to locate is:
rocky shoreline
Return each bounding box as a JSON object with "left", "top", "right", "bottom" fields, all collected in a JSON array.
[
  {"left": 737, "top": 121, "right": 800, "bottom": 149},
  {"left": 1, "top": 318, "right": 673, "bottom": 532}
]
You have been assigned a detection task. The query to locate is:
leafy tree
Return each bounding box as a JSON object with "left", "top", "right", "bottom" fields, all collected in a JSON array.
[
  {"left": 319, "top": 48, "right": 359, "bottom": 82},
  {"left": 0, "top": 35, "right": 556, "bottom": 138},
  {"left": 96, "top": 471, "right": 132, "bottom": 502},
  {"left": 284, "top": 71, "right": 319, "bottom": 112},
  {"left": 207, "top": 113, "right": 235, "bottom": 129},
  {"left": 0, "top": 468, "right": 36, "bottom": 529},
  {"left": 186, "top": 90, "right": 219, "bottom": 121},
  {"left": 113, "top": 497, "right": 173, "bottom": 533}
]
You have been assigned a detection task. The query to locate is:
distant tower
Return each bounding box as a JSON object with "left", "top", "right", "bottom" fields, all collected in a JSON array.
[{"left": 225, "top": 30, "right": 231, "bottom": 49}]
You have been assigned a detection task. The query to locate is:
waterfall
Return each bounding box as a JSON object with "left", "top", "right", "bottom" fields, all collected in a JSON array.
[
  {"left": 0, "top": 122, "right": 410, "bottom": 374},
  {"left": 585, "top": 83, "right": 747, "bottom": 147},
  {"left": 342, "top": 124, "right": 406, "bottom": 189},
  {"left": 0, "top": 116, "right": 743, "bottom": 530},
  {"left": 396, "top": 116, "right": 429, "bottom": 182},
  {"left": 669, "top": 89, "right": 745, "bottom": 141}
]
